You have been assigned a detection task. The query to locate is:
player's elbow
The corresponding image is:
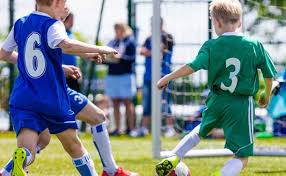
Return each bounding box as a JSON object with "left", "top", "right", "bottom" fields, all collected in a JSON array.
[
  {"left": 59, "top": 39, "right": 74, "bottom": 54},
  {"left": 0, "top": 48, "right": 11, "bottom": 61}
]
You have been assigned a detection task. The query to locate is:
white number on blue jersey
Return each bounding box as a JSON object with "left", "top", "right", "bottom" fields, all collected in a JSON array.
[
  {"left": 220, "top": 58, "right": 241, "bottom": 93},
  {"left": 24, "top": 33, "right": 46, "bottom": 79}
]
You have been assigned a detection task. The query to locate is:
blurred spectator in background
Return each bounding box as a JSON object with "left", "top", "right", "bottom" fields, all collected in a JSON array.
[
  {"left": 130, "top": 18, "right": 175, "bottom": 137},
  {"left": 62, "top": 13, "right": 80, "bottom": 92},
  {"left": 105, "top": 23, "right": 137, "bottom": 136}
]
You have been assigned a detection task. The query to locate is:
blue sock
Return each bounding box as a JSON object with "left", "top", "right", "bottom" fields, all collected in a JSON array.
[
  {"left": 72, "top": 154, "right": 98, "bottom": 176},
  {"left": 0, "top": 159, "right": 13, "bottom": 175}
]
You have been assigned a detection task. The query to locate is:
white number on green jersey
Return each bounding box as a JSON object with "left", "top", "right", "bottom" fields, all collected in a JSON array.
[
  {"left": 220, "top": 58, "right": 241, "bottom": 93},
  {"left": 24, "top": 33, "right": 46, "bottom": 79}
]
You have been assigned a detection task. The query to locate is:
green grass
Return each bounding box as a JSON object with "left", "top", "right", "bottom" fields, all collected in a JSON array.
[{"left": 1, "top": 132, "right": 286, "bottom": 176}]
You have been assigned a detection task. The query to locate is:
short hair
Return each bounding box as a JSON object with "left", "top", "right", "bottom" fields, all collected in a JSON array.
[
  {"left": 36, "top": 0, "right": 53, "bottom": 6},
  {"left": 210, "top": 0, "right": 242, "bottom": 24},
  {"left": 114, "top": 23, "right": 133, "bottom": 36}
]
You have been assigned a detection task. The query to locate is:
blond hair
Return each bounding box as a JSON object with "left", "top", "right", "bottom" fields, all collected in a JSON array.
[
  {"left": 114, "top": 23, "right": 133, "bottom": 37},
  {"left": 210, "top": 0, "right": 242, "bottom": 24}
]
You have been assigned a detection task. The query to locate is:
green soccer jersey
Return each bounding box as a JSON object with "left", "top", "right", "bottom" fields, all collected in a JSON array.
[{"left": 188, "top": 33, "right": 277, "bottom": 96}]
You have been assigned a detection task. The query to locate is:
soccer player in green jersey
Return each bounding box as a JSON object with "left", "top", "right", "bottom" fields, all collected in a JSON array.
[{"left": 155, "top": 0, "right": 277, "bottom": 175}]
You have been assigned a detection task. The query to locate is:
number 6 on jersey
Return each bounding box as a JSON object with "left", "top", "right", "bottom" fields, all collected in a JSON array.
[
  {"left": 220, "top": 58, "right": 241, "bottom": 93},
  {"left": 24, "top": 33, "right": 46, "bottom": 79}
]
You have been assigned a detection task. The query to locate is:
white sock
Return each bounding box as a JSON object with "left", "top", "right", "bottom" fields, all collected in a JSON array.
[
  {"left": 23, "top": 148, "right": 33, "bottom": 167},
  {"left": 221, "top": 158, "right": 243, "bottom": 176},
  {"left": 72, "top": 153, "right": 98, "bottom": 176},
  {"left": 0, "top": 168, "right": 10, "bottom": 176},
  {"left": 172, "top": 125, "right": 201, "bottom": 159},
  {"left": 36, "top": 145, "right": 41, "bottom": 154},
  {"left": 91, "top": 122, "right": 118, "bottom": 174}
]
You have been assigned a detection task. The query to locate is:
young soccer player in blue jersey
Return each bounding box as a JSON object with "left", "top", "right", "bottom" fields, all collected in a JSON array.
[
  {"left": 0, "top": 63, "right": 138, "bottom": 176},
  {"left": 155, "top": 0, "right": 276, "bottom": 176},
  {"left": 0, "top": 0, "right": 118, "bottom": 175}
]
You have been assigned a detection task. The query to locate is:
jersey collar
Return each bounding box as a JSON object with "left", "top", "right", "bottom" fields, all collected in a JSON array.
[
  {"left": 31, "top": 11, "right": 52, "bottom": 18},
  {"left": 222, "top": 32, "right": 243, "bottom": 36}
]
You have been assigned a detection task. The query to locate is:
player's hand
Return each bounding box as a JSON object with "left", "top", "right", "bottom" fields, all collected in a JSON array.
[
  {"left": 87, "top": 53, "right": 106, "bottom": 64},
  {"left": 62, "top": 65, "right": 82, "bottom": 80},
  {"left": 257, "top": 91, "right": 270, "bottom": 108},
  {"left": 157, "top": 77, "right": 169, "bottom": 90},
  {"left": 98, "top": 46, "right": 118, "bottom": 55},
  {"left": 112, "top": 53, "right": 122, "bottom": 59}
]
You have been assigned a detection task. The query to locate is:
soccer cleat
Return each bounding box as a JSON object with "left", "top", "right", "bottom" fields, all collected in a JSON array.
[
  {"left": 101, "top": 167, "right": 138, "bottom": 176},
  {"left": 155, "top": 155, "right": 180, "bottom": 176},
  {"left": 11, "top": 148, "right": 27, "bottom": 176}
]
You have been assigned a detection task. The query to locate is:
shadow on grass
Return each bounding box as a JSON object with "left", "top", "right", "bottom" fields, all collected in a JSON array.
[{"left": 254, "top": 170, "right": 286, "bottom": 174}]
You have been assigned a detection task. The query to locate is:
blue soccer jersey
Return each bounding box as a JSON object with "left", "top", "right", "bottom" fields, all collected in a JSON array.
[{"left": 9, "top": 12, "right": 73, "bottom": 117}]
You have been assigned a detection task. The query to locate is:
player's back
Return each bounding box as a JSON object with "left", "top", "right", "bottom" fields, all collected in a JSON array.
[
  {"left": 10, "top": 12, "right": 72, "bottom": 116},
  {"left": 206, "top": 33, "right": 273, "bottom": 96}
]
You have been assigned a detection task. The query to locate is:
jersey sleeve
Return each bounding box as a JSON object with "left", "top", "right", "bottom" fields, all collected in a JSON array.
[
  {"left": 257, "top": 42, "right": 277, "bottom": 78},
  {"left": 187, "top": 41, "right": 210, "bottom": 71},
  {"left": 47, "top": 21, "right": 69, "bottom": 49},
  {"left": 2, "top": 27, "right": 17, "bottom": 52}
]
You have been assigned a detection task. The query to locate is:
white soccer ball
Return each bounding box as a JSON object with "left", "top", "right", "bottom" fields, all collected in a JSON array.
[{"left": 169, "top": 162, "right": 191, "bottom": 176}]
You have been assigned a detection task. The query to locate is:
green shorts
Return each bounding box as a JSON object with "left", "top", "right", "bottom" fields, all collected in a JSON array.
[{"left": 199, "top": 91, "right": 254, "bottom": 157}]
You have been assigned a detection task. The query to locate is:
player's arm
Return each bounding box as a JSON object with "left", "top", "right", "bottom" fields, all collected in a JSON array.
[
  {"left": 258, "top": 78, "right": 273, "bottom": 108},
  {"left": 58, "top": 39, "right": 117, "bottom": 55},
  {"left": 157, "top": 65, "right": 194, "bottom": 90},
  {"left": 0, "top": 27, "right": 18, "bottom": 64},
  {"left": 257, "top": 42, "right": 277, "bottom": 108},
  {"left": 158, "top": 41, "right": 209, "bottom": 90},
  {"left": 48, "top": 21, "right": 117, "bottom": 57}
]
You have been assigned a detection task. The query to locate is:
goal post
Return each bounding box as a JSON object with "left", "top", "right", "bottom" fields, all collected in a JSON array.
[{"left": 151, "top": 0, "right": 162, "bottom": 159}]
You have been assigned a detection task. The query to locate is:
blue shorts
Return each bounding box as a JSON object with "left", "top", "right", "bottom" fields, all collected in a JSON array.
[
  {"left": 67, "top": 88, "right": 89, "bottom": 115},
  {"left": 142, "top": 81, "right": 172, "bottom": 117},
  {"left": 10, "top": 107, "right": 78, "bottom": 136},
  {"left": 105, "top": 74, "right": 136, "bottom": 99}
]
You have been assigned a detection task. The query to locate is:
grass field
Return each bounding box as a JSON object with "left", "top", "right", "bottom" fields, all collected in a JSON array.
[{"left": 1, "top": 132, "right": 286, "bottom": 176}]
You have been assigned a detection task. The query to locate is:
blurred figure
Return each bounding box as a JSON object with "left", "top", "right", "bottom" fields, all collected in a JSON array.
[
  {"left": 62, "top": 13, "right": 80, "bottom": 91},
  {"left": 105, "top": 23, "right": 137, "bottom": 136},
  {"left": 130, "top": 18, "right": 175, "bottom": 137},
  {"left": 95, "top": 94, "right": 110, "bottom": 118}
]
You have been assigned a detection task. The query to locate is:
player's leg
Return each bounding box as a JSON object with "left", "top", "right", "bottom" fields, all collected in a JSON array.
[
  {"left": 217, "top": 157, "right": 248, "bottom": 176},
  {"left": 3, "top": 108, "right": 46, "bottom": 176},
  {"left": 12, "top": 129, "right": 39, "bottom": 175},
  {"left": 76, "top": 99, "right": 137, "bottom": 176},
  {"left": 156, "top": 92, "right": 220, "bottom": 176},
  {"left": 215, "top": 96, "right": 254, "bottom": 176},
  {"left": 1, "top": 128, "right": 50, "bottom": 176},
  {"left": 56, "top": 128, "right": 98, "bottom": 176},
  {"left": 1, "top": 129, "right": 50, "bottom": 176},
  {"left": 77, "top": 101, "right": 118, "bottom": 174},
  {"left": 122, "top": 98, "right": 135, "bottom": 133},
  {"left": 111, "top": 98, "right": 121, "bottom": 135},
  {"left": 36, "top": 129, "right": 51, "bottom": 153}
]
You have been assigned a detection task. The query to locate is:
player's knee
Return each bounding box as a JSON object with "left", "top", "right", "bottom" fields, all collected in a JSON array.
[{"left": 89, "top": 109, "right": 107, "bottom": 125}]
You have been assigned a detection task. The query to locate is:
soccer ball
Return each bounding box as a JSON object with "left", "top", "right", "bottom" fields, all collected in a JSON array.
[{"left": 169, "top": 162, "right": 191, "bottom": 176}]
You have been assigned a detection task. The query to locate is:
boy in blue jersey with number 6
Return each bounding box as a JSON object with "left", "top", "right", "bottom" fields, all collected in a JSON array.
[
  {"left": 155, "top": 0, "right": 277, "bottom": 176},
  {"left": 0, "top": 0, "right": 117, "bottom": 175}
]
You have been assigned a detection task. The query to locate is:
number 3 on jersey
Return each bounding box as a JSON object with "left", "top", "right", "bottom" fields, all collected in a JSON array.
[
  {"left": 221, "top": 58, "right": 241, "bottom": 93},
  {"left": 24, "top": 33, "right": 46, "bottom": 79}
]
